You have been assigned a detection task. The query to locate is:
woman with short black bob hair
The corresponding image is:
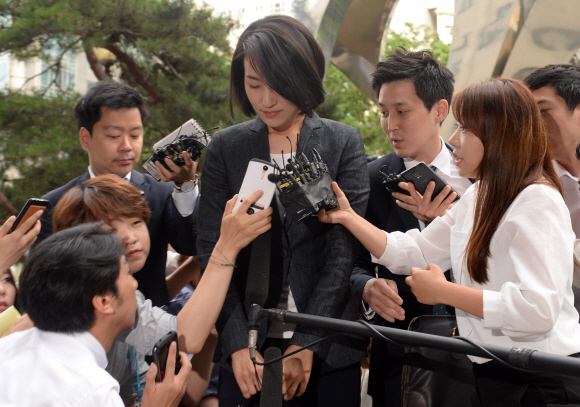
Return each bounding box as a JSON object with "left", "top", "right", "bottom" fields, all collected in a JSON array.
[
  {"left": 229, "top": 14, "right": 325, "bottom": 118},
  {"left": 198, "top": 14, "right": 369, "bottom": 407}
]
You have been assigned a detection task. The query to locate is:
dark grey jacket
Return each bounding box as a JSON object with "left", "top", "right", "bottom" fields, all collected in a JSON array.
[{"left": 197, "top": 114, "right": 370, "bottom": 369}]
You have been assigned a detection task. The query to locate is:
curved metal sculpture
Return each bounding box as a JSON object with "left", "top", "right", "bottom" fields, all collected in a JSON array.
[
  {"left": 291, "top": 0, "right": 397, "bottom": 100},
  {"left": 444, "top": 0, "right": 580, "bottom": 137}
]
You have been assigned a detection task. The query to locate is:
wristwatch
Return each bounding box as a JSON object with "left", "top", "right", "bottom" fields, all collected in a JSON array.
[{"left": 174, "top": 176, "right": 198, "bottom": 193}]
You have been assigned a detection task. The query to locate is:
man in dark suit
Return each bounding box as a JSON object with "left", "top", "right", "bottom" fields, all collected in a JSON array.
[
  {"left": 351, "top": 49, "right": 473, "bottom": 407},
  {"left": 34, "top": 81, "right": 198, "bottom": 307}
]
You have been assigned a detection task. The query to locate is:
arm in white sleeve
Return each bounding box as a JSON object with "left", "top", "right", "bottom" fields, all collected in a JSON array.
[
  {"left": 171, "top": 185, "right": 199, "bottom": 216},
  {"left": 482, "top": 187, "right": 575, "bottom": 338},
  {"left": 371, "top": 204, "right": 457, "bottom": 275}
]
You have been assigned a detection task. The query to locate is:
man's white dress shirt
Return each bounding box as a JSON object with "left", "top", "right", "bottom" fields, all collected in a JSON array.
[
  {"left": 372, "top": 183, "right": 580, "bottom": 363},
  {"left": 553, "top": 160, "right": 580, "bottom": 238},
  {"left": 0, "top": 328, "right": 124, "bottom": 406}
]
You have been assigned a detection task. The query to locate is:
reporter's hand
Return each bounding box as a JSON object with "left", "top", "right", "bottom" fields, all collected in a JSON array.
[
  {"left": 317, "top": 182, "right": 355, "bottom": 225},
  {"left": 282, "top": 346, "right": 312, "bottom": 400},
  {"left": 155, "top": 151, "right": 198, "bottom": 186},
  {"left": 405, "top": 263, "right": 448, "bottom": 305},
  {"left": 362, "top": 278, "right": 405, "bottom": 323},
  {"left": 142, "top": 342, "right": 192, "bottom": 407},
  {"left": 393, "top": 181, "right": 456, "bottom": 222},
  {"left": 231, "top": 347, "right": 264, "bottom": 399},
  {"left": 217, "top": 191, "right": 273, "bottom": 254},
  {"left": 0, "top": 210, "right": 43, "bottom": 271}
]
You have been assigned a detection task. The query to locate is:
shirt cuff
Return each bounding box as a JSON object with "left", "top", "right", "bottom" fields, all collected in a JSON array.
[
  {"left": 361, "top": 299, "right": 375, "bottom": 320},
  {"left": 482, "top": 289, "right": 503, "bottom": 329},
  {"left": 371, "top": 231, "right": 399, "bottom": 268},
  {"left": 172, "top": 185, "right": 199, "bottom": 217}
]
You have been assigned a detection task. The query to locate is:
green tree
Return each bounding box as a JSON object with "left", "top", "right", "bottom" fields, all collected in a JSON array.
[
  {"left": 318, "top": 63, "right": 391, "bottom": 157},
  {"left": 0, "top": 0, "right": 235, "bottom": 219},
  {"left": 383, "top": 22, "right": 450, "bottom": 65}
]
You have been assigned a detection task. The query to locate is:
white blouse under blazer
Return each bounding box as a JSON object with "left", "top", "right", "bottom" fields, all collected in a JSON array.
[{"left": 372, "top": 183, "right": 580, "bottom": 363}]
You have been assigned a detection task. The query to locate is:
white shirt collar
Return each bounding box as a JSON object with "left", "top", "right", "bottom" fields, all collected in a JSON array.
[
  {"left": 38, "top": 329, "right": 109, "bottom": 369},
  {"left": 73, "top": 331, "right": 109, "bottom": 369},
  {"left": 553, "top": 160, "right": 579, "bottom": 182},
  {"left": 88, "top": 166, "right": 131, "bottom": 183},
  {"left": 403, "top": 137, "right": 452, "bottom": 176}
]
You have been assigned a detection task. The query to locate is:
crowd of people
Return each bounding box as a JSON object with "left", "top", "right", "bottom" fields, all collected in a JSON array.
[{"left": 2, "top": 13, "right": 580, "bottom": 407}]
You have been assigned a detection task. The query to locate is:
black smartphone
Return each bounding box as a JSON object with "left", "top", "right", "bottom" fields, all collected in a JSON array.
[
  {"left": 399, "top": 162, "right": 460, "bottom": 202},
  {"left": 8, "top": 198, "right": 49, "bottom": 234},
  {"left": 152, "top": 331, "right": 181, "bottom": 382}
]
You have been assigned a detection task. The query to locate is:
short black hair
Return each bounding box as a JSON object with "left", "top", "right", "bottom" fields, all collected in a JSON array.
[
  {"left": 523, "top": 64, "right": 580, "bottom": 112},
  {"left": 19, "top": 224, "right": 124, "bottom": 333},
  {"left": 74, "top": 81, "right": 149, "bottom": 135},
  {"left": 229, "top": 15, "right": 326, "bottom": 118},
  {"left": 371, "top": 48, "right": 454, "bottom": 111}
]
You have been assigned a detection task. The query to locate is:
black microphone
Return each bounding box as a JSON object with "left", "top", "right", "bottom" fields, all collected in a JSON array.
[
  {"left": 245, "top": 229, "right": 271, "bottom": 360},
  {"left": 260, "top": 347, "right": 283, "bottom": 407}
]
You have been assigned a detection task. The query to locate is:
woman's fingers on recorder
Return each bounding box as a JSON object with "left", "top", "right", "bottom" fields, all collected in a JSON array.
[{"left": 330, "top": 182, "right": 352, "bottom": 210}]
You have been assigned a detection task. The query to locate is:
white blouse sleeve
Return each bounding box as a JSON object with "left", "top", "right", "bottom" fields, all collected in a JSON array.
[
  {"left": 371, "top": 197, "right": 462, "bottom": 275},
  {"left": 482, "top": 186, "right": 575, "bottom": 337}
]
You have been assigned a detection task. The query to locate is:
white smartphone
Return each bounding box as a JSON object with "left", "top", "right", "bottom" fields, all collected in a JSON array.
[{"left": 233, "top": 159, "right": 277, "bottom": 214}]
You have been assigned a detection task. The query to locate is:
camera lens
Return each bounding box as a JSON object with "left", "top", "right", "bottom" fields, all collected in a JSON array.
[
  {"left": 247, "top": 208, "right": 255, "bottom": 215},
  {"left": 263, "top": 166, "right": 268, "bottom": 171}
]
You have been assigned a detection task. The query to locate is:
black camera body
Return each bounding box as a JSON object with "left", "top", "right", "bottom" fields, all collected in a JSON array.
[
  {"left": 151, "top": 134, "right": 207, "bottom": 171},
  {"left": 380, "top": 170, "right": 408, "bottom": 196},
  {"left": 274, "top": 149, "right": 338, "bottom": 222},
  {"left": 142, "top": 118, "right": 214, "bottom": 181}
]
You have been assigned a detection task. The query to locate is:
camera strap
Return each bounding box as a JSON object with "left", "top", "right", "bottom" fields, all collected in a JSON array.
[{"left": 126, "top": 347, "right": 143, "bottom": 406}]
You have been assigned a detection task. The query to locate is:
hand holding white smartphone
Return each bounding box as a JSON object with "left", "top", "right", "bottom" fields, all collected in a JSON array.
[{"left": 233, "top": 159, "right": 277, "bottom": 214}]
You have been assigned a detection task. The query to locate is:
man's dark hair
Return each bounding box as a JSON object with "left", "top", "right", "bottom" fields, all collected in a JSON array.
[
  {"left": 74, "top": 81, "right": 149, "bottom": 135},
  {"left": 19, "top": 223, "right": 124, "bottom": 333},
  {"left": 523, "top": 64, "right": 580, "bottom": 113},
  {"left": 371, "top": 48, "right": 454, "bottom": 111},
  {"left": 229, "top": 15, "right": 326, "bottom": 118}
]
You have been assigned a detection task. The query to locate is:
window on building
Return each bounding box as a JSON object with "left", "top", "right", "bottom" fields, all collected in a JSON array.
[
  {"left": 41, "top": 44, "right": 76, "bottom": 95},
  {"left": 0, "top": 53, "right": 9, "bottom": 91}
]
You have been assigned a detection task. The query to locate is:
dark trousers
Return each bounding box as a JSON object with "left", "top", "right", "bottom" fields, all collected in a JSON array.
[
  {"left": 217, "top": 338, "right": 361, "bottom": 407},
  {"left": 473, "top": 354, "right": 580, "bottom": 407}
]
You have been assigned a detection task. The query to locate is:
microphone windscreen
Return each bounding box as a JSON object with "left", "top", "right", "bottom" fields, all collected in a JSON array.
[
  {"left": 245, "top": 229, "right": 271, "bottom": 306},
  {"left": 285, "top": 163, "right": 294, "bottom": 172},
  {"left": 260, "top": 347, "right": 283, "bottom": 407},
  {"left": 267, "top": 173, "right": 280, "bottom": 183}
]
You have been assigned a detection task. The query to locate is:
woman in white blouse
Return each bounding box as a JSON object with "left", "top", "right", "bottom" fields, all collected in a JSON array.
[{"left": 319, "top": 78, "right": 580, "bottom": 406}]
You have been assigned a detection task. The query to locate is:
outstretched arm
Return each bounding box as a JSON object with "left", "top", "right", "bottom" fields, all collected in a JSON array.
[
  {"left": 318, "top": 182, "right": 387, "bottom": 259},
  {"left": 176, "top": 191, "right": 273, "bottom": 355}
]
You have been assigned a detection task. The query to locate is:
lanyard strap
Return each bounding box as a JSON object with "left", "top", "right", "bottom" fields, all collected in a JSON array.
[{"left": 126, "top": 347, "right": 143, "bottom": 406}]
